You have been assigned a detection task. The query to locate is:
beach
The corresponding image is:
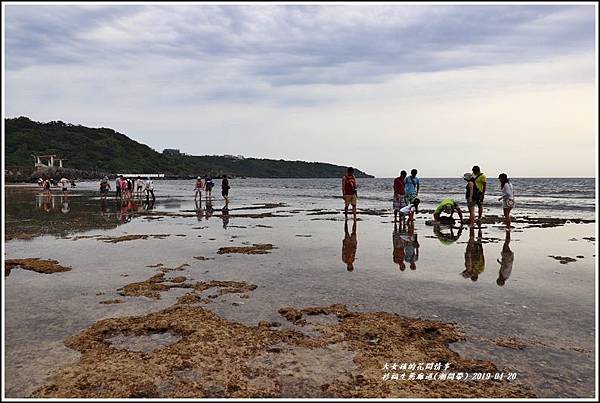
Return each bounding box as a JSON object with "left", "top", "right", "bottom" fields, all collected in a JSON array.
[{"left": 3, "top": 178, "right": 596, "bottom": 398}]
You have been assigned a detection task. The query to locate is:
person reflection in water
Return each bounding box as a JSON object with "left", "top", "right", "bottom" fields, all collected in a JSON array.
[
  {"left": 393, "top": 221, "right": 406, "bottom": 271},
  {"left": 403, "top": 222, "right": 419, "bottom": 270},
  {"left": 433, "top": 224, "right": 463, "bottom": 246},
  {"left": 195, "top": 200, "right": 204, "bottom": 222},
  {"left": 143, "top": 197, "right": 155, "bottom": 211},
  {"left": 38, "top": 192, "right": 54, "bottom": 213},
  {"left": 205, "top": 198, "right": 214, "bottom": 220},
  {"left": 462, "top": 227, "right": 485, "bottom": 281},
  {"left": 100, "top": 198, "right": 110, "bottom": 220},
  {"left": 221, "top": 207, "right": 230, "bottom": 229},
  {"left": 60, "top": 195, "right": 70, "bottom": 214},
  {"left": 342, "top": 219, "right": 357, "bottom": 271},
  {"left": 496, "top": 231, "right": 514, "bottom": 286}
]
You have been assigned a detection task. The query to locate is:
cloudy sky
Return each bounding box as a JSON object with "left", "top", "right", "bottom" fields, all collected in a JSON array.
[{"left": 4, "top": 3, "right": 597, "bottom": 177}]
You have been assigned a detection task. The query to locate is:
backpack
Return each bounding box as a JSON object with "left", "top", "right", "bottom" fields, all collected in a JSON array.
[{"left": 472, "top": 175, "right": 483, "bottom": 200}]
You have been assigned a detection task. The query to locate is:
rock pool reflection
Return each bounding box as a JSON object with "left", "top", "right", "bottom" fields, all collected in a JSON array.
[
  {"left": 392, "top": 222, "right": 406, "bottom": 271},
  {"left": 463, "top": 227, "right": 485, "bottom": 282},
  {"left": 342, "top": 220, "right": 357, "bottom": 272},
  {"left": 432, "top": 223, "right": 463, "bottom": 245},
  {"left": 496, "top": 231, "right": 514, "bottom": 287}
]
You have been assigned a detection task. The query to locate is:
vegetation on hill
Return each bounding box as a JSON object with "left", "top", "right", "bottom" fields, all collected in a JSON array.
[{"left": 5, "top": 117, "right": 373, "bottom": 178}]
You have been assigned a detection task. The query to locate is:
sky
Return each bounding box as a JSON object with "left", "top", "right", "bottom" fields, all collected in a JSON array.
[{"left": 3, "top": 3, "right": 597, "bottom": 177}]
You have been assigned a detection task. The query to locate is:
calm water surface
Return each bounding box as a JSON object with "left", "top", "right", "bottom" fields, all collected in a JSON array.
[{"left": 3, "top": 178, "right": 597, "bottom": 398}]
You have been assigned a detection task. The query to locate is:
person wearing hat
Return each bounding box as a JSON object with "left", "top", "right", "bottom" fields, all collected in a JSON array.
[
  {"left": 194, "top": 176, "right": 204, "bottom": 203},
  {"left": 433, "top": 198, "right": 464, "bottom": 224}
]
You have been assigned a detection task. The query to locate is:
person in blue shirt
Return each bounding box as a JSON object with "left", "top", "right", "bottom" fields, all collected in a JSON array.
[{"left": 404, "top": 169, "right": 420, "bottom": 204}]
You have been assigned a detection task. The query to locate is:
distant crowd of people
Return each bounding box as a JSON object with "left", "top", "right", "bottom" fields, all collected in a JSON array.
[
  {"left": 341, "top": 165, "right": 515, "bottom": 229},
  {"left": 37, "top": 176, "right": 76, "bottom": 194}
]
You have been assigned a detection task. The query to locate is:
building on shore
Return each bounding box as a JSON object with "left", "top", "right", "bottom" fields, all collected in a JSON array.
[
  {"left": 33, "top": 154, "right": 66, "bottom": 171},
  {"left": 162, "top": 149, "right": 181, "bottom": 156}
]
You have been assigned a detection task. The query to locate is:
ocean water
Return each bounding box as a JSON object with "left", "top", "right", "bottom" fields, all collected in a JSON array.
[
  {"left": 70, "top": 177, "right": 596, "bottom": 219},
  {"left": 3, "top": 178, "right": 597, "bottom": 398}
]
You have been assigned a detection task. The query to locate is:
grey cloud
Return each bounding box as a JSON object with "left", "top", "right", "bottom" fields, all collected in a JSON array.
[{"left": 4, "top": 3, "right": 596, "bottom": 110}]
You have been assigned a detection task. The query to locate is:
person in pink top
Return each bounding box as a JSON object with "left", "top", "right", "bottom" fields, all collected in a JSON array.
[{"left": 120, "top": 176, "right": 129, "bottom": 199}]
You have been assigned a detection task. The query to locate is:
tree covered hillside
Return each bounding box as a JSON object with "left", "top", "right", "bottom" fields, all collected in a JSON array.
[{"left": 5, "top": 117, "right": 373, "bottom": 178}]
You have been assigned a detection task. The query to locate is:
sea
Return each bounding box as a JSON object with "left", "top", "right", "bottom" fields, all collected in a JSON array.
[
  {"left": 3, "top": 176, "right": 597, "bottom": 398},
  {"left": 68, "top": 177, "right": 596, "bottom": 219}
]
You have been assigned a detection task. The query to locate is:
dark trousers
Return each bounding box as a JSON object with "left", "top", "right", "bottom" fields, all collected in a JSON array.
[{"left": 146, "top": 189, "right": 155, "bottom": 202}]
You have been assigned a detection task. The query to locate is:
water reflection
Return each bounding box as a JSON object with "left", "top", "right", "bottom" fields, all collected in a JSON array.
[
  {"left": 432, "top": 223, "right": 463, "bottom": 245},
  {"left": 143, "top": 198, "right": 155, "bottom": 211},
  {"left": 205, "top": 199, "right": 214, "bottom": 220},
  {"left": 403, "top": 224, "right": 419, "bottom": 270},
  {"left": 342, "top": 220, "right": 357, "bottom": 271},
  {"left": 60, "top": 196, "right": 70, "bottom": 214},
  {"left": 36, "top": 193, "right": 55, "bottom": 213},
  {"left": 221, "top": 207, "right": 230, "bottom": 229},
  {"left": 496, "top": 231, "right": 514, "bottom": 287},
  {"left": 195, "top": 200, "right": 204, "bottom": 221},
  {"left": 392, "top": 222, "right": 406, "bottom": 271},
  {"left": 462, "top": 227, "right": 485, "bottom": 281}
]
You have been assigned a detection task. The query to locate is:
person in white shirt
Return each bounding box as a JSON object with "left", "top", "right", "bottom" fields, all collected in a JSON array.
[
  {"left": 59, "top": 177, "right": 70, "bottom": 194},
  {"left": 497, "top": 173, "right": 514, "bottom": 229},
  {"left": 399, "top": 198, "right": 420, "bottom": 226},
  {"left": 135, "top": 176, "right": 144, "bottom": 198},
  {"left": 145, "top": 178, "right": 156, "bottom": 202}
]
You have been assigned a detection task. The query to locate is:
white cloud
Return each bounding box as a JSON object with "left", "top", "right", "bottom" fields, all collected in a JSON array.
[{"left": 4, "top": 4, "right": 596, "bottom": 177}]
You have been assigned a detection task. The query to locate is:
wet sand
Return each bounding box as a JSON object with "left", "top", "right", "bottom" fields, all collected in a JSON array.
[{"left": 3, "top": 185, "right": 596, "bottom": 398}]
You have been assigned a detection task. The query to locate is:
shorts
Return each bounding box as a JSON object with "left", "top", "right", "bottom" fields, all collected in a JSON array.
[
  {"left": 406, "top": 193, "right": 417, "bottom": 204},
  {"left": 62, "top": 187, "right": 68, "bottom": 192},
  {"left": 393, "top": 195, "right": 407, "bottom": 211},
  {"left": 222, "top": 189, "right": 229, "bottom": 197},
  {"left": 100, "top": 188, "right": 108, "bottom": 194},
  {"left": 343, "top": 194, "right": 357, "bottom": 206}
]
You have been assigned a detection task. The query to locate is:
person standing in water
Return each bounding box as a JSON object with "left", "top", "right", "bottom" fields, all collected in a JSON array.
[
  {"left": 145, "top": 177, "right": 156, "bottom": 203},
  {"left": 205, "top": 176, "right": 214, "bottom": 199},
  {"left": 221, "top": 174, "right": 230, "bottom": 207},
  {"left": 59, "top": 177, "right": 70, "bottom": 195},
  {"left": 99, "top": 176, "right": 111, "bottom": 199},
  {"left": 393, "top": 170, "right": 407, "bottom": 222},
  {"left": 135, "top": 176, "right": 144, "bottom": 198},
  {"left": 42, "top": 177, "right": 52, "bottom": 195},
  {"left": 342, "top": 167, "right": 357, "bottom": 220},
  {"left": 463, "top": 172, "right": 478, "bottom": 227},
  {"left": 498, "top": 173, "right": 514, "bottom": 229},
  {"left": 404, "top": 169, "right": 420, "bottom": 204},
  {"left": 472, "top": 165, "right": 487, "bottom": 223},
  {"left": 115, "top": 176, "right": 122, "bottom": 199},
  {"left": 194, "top": 176, "right": 204, "bottom": 203}
]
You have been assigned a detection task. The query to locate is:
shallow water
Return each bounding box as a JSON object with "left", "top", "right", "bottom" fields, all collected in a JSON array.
[{"left": 3, "top": 183, "right": 597, "bottom": 397}]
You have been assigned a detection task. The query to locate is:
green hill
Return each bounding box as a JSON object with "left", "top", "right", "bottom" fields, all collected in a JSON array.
[{"left": 5, "top": 117, "right": 373, "bottom": 178}]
